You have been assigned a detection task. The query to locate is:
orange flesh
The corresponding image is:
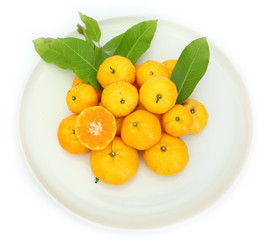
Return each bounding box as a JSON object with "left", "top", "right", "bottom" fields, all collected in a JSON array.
[{"left": 76, "top": 106, "right": 117, "bottom": 150}]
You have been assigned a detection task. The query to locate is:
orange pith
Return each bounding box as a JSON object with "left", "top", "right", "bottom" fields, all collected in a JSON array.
[{"left": 75, "top": 106, "right": 117, "bottom": 150}]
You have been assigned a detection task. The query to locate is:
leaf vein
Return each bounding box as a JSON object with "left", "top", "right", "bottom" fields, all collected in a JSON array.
[{"left": 59, "top": 39, "right": 98, "bottom": 72}]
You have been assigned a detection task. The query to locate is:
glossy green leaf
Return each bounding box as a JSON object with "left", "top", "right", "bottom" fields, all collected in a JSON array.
[
  {"left": 103, "top": 33, "right": 124, "bottom": 53},
  {"left": 33, "top": 37, "right": 109, "bottom": 92},
  {"left": 33, "top": 37, "right": 71, "bottom": 69},
  {"left": 79, "top": 12, "right": 101, "bottom": 43},
  {"left": 114, "top": 20, "right": 157, "bottom": 64},
  {"left": 77, "top": 24, "right": 93, "bottom": 43},
  {"left": 171, "top": 37, "right": 210, "bottom": 104}
]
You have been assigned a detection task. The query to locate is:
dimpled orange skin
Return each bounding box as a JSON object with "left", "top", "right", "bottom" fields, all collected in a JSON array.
[
  {"left": 143, "top": 133, "right": 189, "bottom": 176},
  {"left": 90, "top": 137, "right": 139, "bottom": 185},
  {"left": 136, "top": 60, "right": 170, "bottom": 87},
  {"left": 72, "top": 75, "right": 101, "bottom": 101},
  {"left": 97, "top": 55, "right": 136, "bottom": 88},
  {"left": 139, "top": 76, "right": 178, "bottom": 114},
  {"left": 162, "top": 59, "right": 177, "bottom": 77},
  {"left": 183, "top": 99, "right": 208, "bottom": 134},
  {"left": 101, "top": 82, "right": 139, "bottom": 117},
  {"left": 57, "top": 115, "right": 90, "bottom": 154},
  {"left": 161, "top": 104, "right": 193, "bottom": 137},
  {"left": 121, "top": 110, "right": 162, "bottom": 150},
  {"left": 66, "top": 83, "right": 99, "bottom": 114},
  {"left": 134, "top": 101, "right": 161, "bottom": 122}
]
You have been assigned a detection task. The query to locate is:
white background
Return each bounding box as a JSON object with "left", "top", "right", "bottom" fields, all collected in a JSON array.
[{"left": 1, "top": 0, "right": 270, "bottom": 239}]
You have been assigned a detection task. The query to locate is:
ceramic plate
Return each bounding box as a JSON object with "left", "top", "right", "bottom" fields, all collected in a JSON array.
[{"left": 18, "top": 17, "right": 253, "bottom": 229}]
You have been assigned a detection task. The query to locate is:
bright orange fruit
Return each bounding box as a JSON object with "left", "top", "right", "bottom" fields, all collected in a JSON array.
[
  {"left": 66, "top": 83, "right": 99, "bottom": 114},
  {"left": 182, "top": 99, "right": 208, "bottom": 134},
  {"left": 75, "top": 106, "right": 117, "bottom": 150},
  {"left": 121, "top": 110, "right": 162, "bottom": 150},
  {"left": 143, "top": 133, "right": 189, "bottom": 176},
  {"left": 101, "top": 82, "right": 139, "bottom": 117},
  {"left": 162, "top": 59, "right": 177, "bottom": 77},
  {"left": 139, "top": 76, "right": 178, "bottom": 114},
  {"left": 115, "top": 117, "right": 124, "bottom": 136},
  {"left": 57, "top": 115, "right": 90, "bottom": 154},
  {"left": 90, "top": 137, "right": 139, "bottom": 185},
  {"left": 136, "top": 60, "right": 170, "bottom": 87},
  {"left": 97, "top": 55, "right": 136, "bottom": 88},
  {"left": 72, "top": 75, "right": 101, "bottom": 101},
  {"left": 161, "top": 104, "right": 193, "bottom": 136}
]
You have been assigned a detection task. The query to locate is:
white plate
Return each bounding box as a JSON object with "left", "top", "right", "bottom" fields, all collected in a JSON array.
[{"left": 18, "top": 17, "right": 253, "bottom": 229}]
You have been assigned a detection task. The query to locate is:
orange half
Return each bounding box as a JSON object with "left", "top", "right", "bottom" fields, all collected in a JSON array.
[{"left": 75, "top": 106, "right": 117, "bottom": 150}]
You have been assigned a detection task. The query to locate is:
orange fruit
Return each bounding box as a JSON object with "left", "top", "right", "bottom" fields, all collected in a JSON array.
[
  {"left": 136, "top": 60, "right": 170, "bottom": 87},
  {"left": 115, "top": 117, "right": 124, "bottom": 136},
  {"left": 72, "top": 75, "right": 85, "bottom": 86},
  {"left": 101, "top": 82, "right": 139, "bottom": 117},
  {"left": 182, "top": 99, "right": 208, "bottom": 134},
  {"left": 75, "top": 106, "right": 117, "bottom": 150},
  {"left": 139, "top": 76, "right": 178, "bottom": 114},
  {"left": 97, "top": 101, "right": 104, "bottom": 107},
  {"left": 134, "top": 101, "right": 161, "bottom": 123},
  {"left": 66, "top": 83, "right": 99, "bottom": 114},
  {"left": 143, "top": 133, "right": 189, "bottom": 176},
  {"left": 162, "top": 59, "right": 177, "bottom": 77},
  {"left": 134, "top": 64, "right": 140, "bottom": 91},
  {"left": 134, "top": 64, "right": 140, "bottom": 71},
  {"left": 97, "top": 55, "right": 136, "bottom": 88},
  {"left": 72, "top": 75, "right": 101, "bottom": 101},
  {"left": 57, "top": 115, "right": 90, "bottom": 154},
  {"left": 133, "top": 81, "right": 140, "bottom": 93},
  {"left": 134, "top": 100, "right": 146, "bottom": 111},
  {"left": 121, "top": 110, "right": 162, "bottom": 150},
  {"left": 161, "top": 104, "right": 193, "bottom": 137},
  {"left": 90, "top": 137, "right": 139, "bottom": 185}
]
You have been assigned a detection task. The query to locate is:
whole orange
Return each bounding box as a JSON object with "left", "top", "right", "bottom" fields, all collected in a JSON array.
[
  {"left": 183, "top": 99, "right": 208, "bottom": 134},
  {"left": 143, "top": 133, "right": 189, "bottom": 176},
  {"left": 139, "top": 76, "right": 178, "bottom": 114},
  {"left": 121, "top": 110, "right": 162, "bottom": 150},
  {"left": 90, "top": 137, "right": 139, "bottom": 185},
  {"left": 136, "top": 60, "right": 170, "bottom": 87},
  {"left": 57, "top": 115, "right": 90, "bottom": 154},
  {"left": 66, "top": 83, "right": 98, "bottom": 114},
  {"left": 161, "top": 104, "right": 193, "bottom": 136},
  {"left": 97, "top": 55, "right": 135, "bottom": 88}
]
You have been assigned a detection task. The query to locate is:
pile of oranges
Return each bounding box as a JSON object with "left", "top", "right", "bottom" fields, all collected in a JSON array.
[{"left": 57, "top": 55, "right": 208, "bottom": 185}]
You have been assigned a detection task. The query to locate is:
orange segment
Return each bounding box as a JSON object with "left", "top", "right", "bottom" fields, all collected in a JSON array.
[{"left": 75, "top": 106, "right": 117, "bottom": 150}]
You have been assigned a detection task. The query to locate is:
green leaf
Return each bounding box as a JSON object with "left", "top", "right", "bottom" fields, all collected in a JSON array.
[
  {"left": 95, "top": 177, "right": 99, "bottom": 184},
  {"left": 76, "top": 24, "right": 84, "bottom": 35},
  {"left": 103, "top": 33, "right": 124, "bottom": 53},
  {"left": 77, "top": 24, "right": 93, "bottom": 43},
  {"left": 58, "top": 37, "right": 107, "bottom": 91},
  {"left": 171, "top": 37, "right": 210, "bottom": 104},
  {"left": 79, "top": 12, "right": 101, "bottom": 43},
  {"left": 33, "top": 37, "right": 109, "bottom": 92},
  {"left": 114, "top": 20, "right": 157, "bottom": 64},
  {"left": 33, "top": 37, "right": 71, "bottom": 69}
]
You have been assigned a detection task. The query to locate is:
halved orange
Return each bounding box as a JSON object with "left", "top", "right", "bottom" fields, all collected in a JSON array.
[{"left": 75, "top": 106, "right": 117, "bottom": 150}]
